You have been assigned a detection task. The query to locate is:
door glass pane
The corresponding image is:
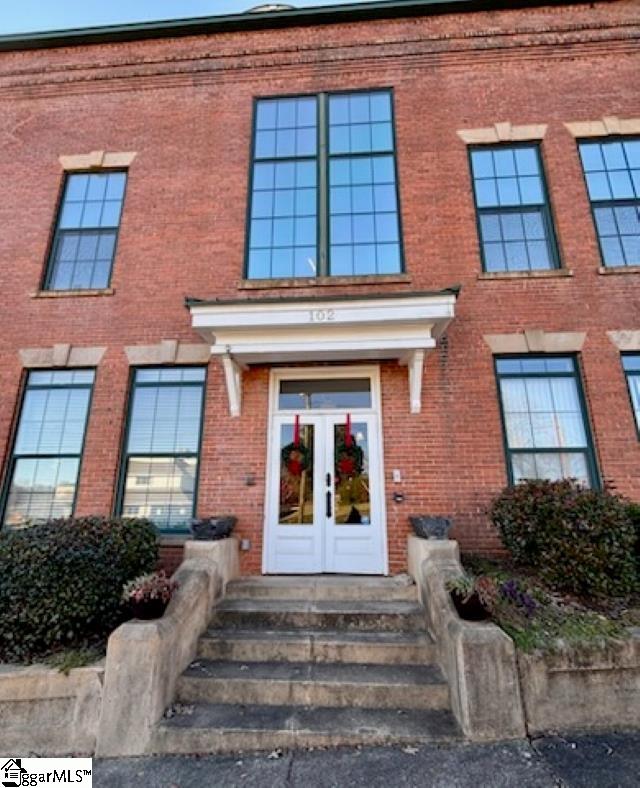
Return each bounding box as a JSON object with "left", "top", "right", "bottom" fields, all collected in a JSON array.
[
  {"left": 334, "top": 422, "right": 371, "bottom": 525},
  {"left": 279, "top": 423, "right": 314, "bottom": 525},
  {"left": 279, "top": 378, "right": 371, "bottom": 410}
]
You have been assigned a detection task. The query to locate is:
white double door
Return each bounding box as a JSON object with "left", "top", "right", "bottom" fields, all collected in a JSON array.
[{"left": 265, "top": 412, "right": 386, "bottom": 574}]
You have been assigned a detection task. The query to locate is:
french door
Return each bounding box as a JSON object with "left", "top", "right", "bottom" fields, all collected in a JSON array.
[{"left": 265, "top": 407, "right": 386, "bottom": 575}]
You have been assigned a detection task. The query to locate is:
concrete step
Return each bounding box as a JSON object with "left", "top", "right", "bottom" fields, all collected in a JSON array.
[
  {"left": 151, "top": 702, "right": 461, "bottom": 755},
  {"left": 225, "top": 575, "right": 418, "bottom": 603},
  {"left": 210, "top": 599, "right": 426, "bottom": 633},
  {"left": 198, "top": 628, "right": 437, "bottom": 664},
  {"left": 176, "top": 659, "right": 449, "bottom": 710}
]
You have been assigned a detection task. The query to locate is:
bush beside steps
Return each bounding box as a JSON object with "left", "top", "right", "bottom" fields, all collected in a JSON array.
[{"left": 0, "top": 516, "right": 158, "bottom": 663}]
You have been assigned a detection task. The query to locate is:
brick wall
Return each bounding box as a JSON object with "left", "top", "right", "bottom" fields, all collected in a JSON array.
[{"left": 0, "top": 1, "right": 639, "bottom": 574}]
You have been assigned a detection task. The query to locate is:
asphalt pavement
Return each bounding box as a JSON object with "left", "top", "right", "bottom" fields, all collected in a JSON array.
[{"left": 94, "top": 731, "right": 640, "bottom": 787}]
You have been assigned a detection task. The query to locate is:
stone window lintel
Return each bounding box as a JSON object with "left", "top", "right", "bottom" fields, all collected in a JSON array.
[
  {"left": 483, "top": 330, "right": 586, "bottom": 355},
  {"left": 457, "top": 121, "right": 548, "bottom": 145}
]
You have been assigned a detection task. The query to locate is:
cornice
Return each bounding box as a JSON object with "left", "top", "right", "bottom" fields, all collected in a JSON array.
[{"left": 0, "top": 19, "right": 637, "bottom": 100}]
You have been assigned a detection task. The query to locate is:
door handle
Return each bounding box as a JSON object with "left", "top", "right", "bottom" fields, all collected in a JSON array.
[
  {"left": 326, "top": 490, "right": 332, "bottom": 518},
  {"left": 326, "top": 472, "right": 331, "bottom": 487}
]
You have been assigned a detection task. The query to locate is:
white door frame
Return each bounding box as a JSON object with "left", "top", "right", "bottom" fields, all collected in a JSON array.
[{"left": 262, "top": 365, "right": 388, "bottom": 575}]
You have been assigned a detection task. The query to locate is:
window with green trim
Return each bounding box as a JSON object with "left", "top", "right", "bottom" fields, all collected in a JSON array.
[
  {"left": 495, "top": 356, "right": 597, "bottom": 488},
  {"left": 246, "top": 90, "right": 403, "bottom": 279},
  {"left": 2, "top": 370, "right": 95, "bottom": 527},
  {"left": 45, "top": 171, "right": 127, "bottom": 290},
  {"left": 119, "top": 367, "right": 205, "bottom": 533},
  {"left": 469, "top": 144, "right": 559, "bottom": 272},
  {"left": 622, "top": 354, "right": 640, "bottom": 435},
  {"left": 578, "top": 138, "right": 640, "bottom": 267}
]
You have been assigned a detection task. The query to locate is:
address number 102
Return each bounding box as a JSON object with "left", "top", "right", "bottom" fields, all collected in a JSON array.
[{"left": 309, "top": 309, "right": 335, "bottom": 322}]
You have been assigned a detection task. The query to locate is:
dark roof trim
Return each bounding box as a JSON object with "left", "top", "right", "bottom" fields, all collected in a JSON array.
[
  {"left": 185, "top": 286, "right": 461, "bottom": 308},
  {"left": 0, "top": 0, "right": 591, "bottom": 53}
]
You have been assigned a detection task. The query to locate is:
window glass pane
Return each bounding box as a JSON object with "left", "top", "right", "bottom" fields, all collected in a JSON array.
[
  {"left": 627, "top": 374, "right": 640, "bottom": 430},
  {"left": 497, "top": 357, "right": 593, "bottom": 486},
  {"left": 48, "top": 173, "right": 126, "bottom": 290},
  {"left": 249, "top": 91, "right": 398, "bottom": 279},
  {"left": 122, "top": 369, "right": 205, "bottom": 531},
  {"left": 65, "top": 174, "right": 89, "bottom": 201},
  {"left": 328, "top": 153, "right": 400, "bottom": 275},
  {"left": 5, "top": 457, "right": 80, "bottom": 527},
  {"left": 579, "top": 143, "right": 604, "bottom": 172},
  {"left": 578, "top": 138, "right": 640, "bottom": 268},
  {"left": 279, "top": 378, "right": 372, "bottom": 410},
  {"left": 3, "top": 372, "right": 94, "bottom": 527},
  {"left": 622, "top": 355, "right": 640, "bottom": 372},
  {"left": 248, "top": 102, "right": 318, "bottom": 279},
  {"left": 471, "top": 145, "right": 557, "bottom": 271},
  {"left": 471, "top": 150, "right": 494, "bottom": 178},
  {"left": 122, "top": 457, "right": 197, "bottom": 531}
]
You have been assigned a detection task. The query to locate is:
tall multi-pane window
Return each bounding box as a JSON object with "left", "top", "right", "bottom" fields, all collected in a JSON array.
[
  {"left": 622, "top": 354, "right": 640, "bottom": 435},
  {"left": 578, "top": 138, "right": 640, "bottom": 267},
  {"left": 120, "top": 368, "right": 205, "bottom": 533},
  {"left": 2, "top": 370, "right": 95, "bottom": 527},
  {"left": 495, "top": 357, "right": 597, "bottom": 488},
  {"left": 469, "top": 144, "right": 559, "bottom": 272},
  {"left": 45, "top": 171, "right": 127, "bottom": 290},
  {"left": 246, "top": 90, "right": 402, "bottom": 279}
]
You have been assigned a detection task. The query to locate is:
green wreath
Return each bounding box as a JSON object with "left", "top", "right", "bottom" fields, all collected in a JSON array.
[
  {"left": 281, "top": 442, "right": 311, "bottom": 476},
  {"left": 335, "top": 439, "right": 364, "bottom": 477}
]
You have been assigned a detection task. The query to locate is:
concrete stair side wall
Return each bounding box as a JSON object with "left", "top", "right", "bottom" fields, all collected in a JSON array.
[
  {"left": 407, "top": 536, "right": 527, "bottom": 741},
  {"left": 96, "top": 537, "right": 240, "bottom": 757}
]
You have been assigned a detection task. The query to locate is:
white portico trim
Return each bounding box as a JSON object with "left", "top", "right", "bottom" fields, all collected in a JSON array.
[{"left": 187, "top": 289, "right": 458, "bottom": 416}]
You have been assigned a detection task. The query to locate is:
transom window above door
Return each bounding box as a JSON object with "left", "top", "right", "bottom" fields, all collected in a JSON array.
[
  {"left": 278, "top": 378, "right": 372, "bottom": 410},
  {"left": 246, "top": 90, "right": 403, "bottom": 280}
]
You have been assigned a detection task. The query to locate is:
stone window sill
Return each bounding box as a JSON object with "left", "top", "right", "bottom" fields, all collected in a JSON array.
[
  {"left": 159, "top": 535, "right": 191, "bottom": 547},
  {"left": 32, "top": 288, "right": 115, "bottom": 298},
  {"left": 598, "top": 266, "right": 640, "bottom": 275},
  {"left": 477, "top": 269, "right": 573, "bottom": 281},
  {"left": 238, "top": 274, "right": 411, "bottom": 290}
]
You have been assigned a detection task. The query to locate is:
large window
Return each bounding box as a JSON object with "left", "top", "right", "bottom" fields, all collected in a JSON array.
[
  {"left": 119, "top": 368, "right": 205, "bottom": 533},
  {"left": 469, "top": 144, "right": 559, "bottom": 272},
  {"left": 246, "top": 90, "right": 402, "bottom": 279},
  {"left": 495, "top": 357, "right": 597, "bottom": 488},
  {"left": 45, "top": 171, "right": 127, "bottom": 290},
  {"left": 622, "top": 354, "right": 640, "bottom": 436},
  {"left": 2, "top": 370, "right": 95, "bottom": 527},
  {"left": 578, "top": 138, "right": 640, "bottom": 267}
]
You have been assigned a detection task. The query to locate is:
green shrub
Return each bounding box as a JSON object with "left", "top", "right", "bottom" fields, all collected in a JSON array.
[
  {"left": 0, "top": 517, "right": 157, "bottom": 662},
  {"left": 490, "top": 479, "right": 637, "bottom": 597},
  {"left": 628, "top": 502, "right": 640, "bottom": 573}
]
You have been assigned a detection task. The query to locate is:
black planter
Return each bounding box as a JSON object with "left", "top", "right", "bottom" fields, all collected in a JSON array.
[
  {"left": 450, "top": 590, "right": 490, "bottom": 622},
  {"left": 190, "top": 516, "right": 237, "bottom": 541},
  {"left": 409, "top": 515, "right": 452, "bottom": 540},
  {"left": 130, "top": 598, "right": 168, "bottom": 620}
]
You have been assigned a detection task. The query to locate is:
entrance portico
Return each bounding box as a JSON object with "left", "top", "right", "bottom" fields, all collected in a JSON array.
[{"left": 187, "top": 289, "right": 457, "bottom": 574}]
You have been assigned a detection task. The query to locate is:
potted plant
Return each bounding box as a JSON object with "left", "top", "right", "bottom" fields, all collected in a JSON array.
[
  {"left": 409, "top": 515, "right": 452, "bottom": 540},
  {"left": 122, "top": 570, "right": 179, "bottom": 620},
  {"left": 190, "top": 515, "right": 237, "bottom": 541},
  {"left": 446, "top": 575, "right": 493, "bottom": 621}
]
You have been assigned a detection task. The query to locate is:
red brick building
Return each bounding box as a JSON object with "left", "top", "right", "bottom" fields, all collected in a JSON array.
[{"left": 0, "top": 0, "right": 639, "bottom": 576}]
